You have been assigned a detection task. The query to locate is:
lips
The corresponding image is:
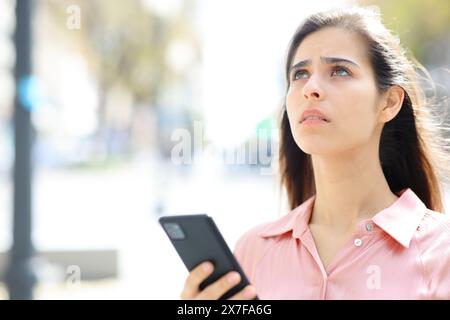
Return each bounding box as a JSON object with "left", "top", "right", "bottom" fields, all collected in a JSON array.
[{"left": 300, "top": 109, "right": 330, "bottom": 123}]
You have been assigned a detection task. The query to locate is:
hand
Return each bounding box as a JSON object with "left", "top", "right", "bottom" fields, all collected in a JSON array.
[{"left": 180, "top": 261, "right": 257, "bottom": 300}]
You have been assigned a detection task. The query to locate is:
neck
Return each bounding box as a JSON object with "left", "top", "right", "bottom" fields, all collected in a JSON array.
[{"left": 309, "top": 147, "right": 398, "bottom": 233}]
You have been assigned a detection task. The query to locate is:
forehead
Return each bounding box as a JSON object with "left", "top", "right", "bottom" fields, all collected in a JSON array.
[{"left": 293, "top": 27, "right": 370, "bottom": 67}]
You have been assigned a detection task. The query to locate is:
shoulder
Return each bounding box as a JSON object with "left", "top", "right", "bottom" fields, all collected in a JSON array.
[
  {"left": 414, "top": 209, "right": 450, "bottom": 298},
  {"left": 416, "top": 209, "right": 450, "bottom": 243},
  {"left": 415, "top": 209, "right": 450, "bottom": 256},
  {"left": 234, "top": 207, "right": 303, "bottom": 256},
  {"left": 233, "top": 196, "right": 314, "bottom": 282},
  {"left": 233, "top": 215, "right": 292, "bottom": 282},
  {"left": 233, "top": 220, "right": 278, "bottom": 259}
]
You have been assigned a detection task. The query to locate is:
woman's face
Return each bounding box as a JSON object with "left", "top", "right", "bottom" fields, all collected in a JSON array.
[{"left": 286, "top": 27, "right": 384, "bottom": 156}]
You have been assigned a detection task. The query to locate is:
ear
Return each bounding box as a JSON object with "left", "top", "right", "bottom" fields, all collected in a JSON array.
[{"left": 378, "top": 85, "right": 405, "bottom": 123}]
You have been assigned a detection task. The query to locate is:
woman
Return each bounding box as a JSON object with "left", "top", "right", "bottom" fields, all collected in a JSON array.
[{"left": 181, "top": 7, "right": 450, "bottom": 299}]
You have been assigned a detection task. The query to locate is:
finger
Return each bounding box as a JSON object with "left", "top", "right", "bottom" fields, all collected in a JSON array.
[
  {"left": 181, "top": 262, "right": 214, "bottom": 299},
  {"left": 228, "top": 285, "right": 257, "bottom": 300},
  {"left": 196, "top": 271, "right": 241, "bottom": 300}
]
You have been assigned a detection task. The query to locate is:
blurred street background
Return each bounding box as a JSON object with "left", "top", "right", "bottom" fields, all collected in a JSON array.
[{"left": 0, "top": 0, "right": 449, "bottom": 299}]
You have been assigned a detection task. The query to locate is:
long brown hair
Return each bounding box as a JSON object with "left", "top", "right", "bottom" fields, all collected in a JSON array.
[{"left": 279, "top": 7, "right": 450, "bottom": 212}]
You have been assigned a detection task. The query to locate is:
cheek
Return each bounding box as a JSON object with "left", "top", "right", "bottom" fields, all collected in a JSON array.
[
  {"left": 285, "top": 88, "right": 300, "bottom": 125},
  {"left": 286, "top": 86, "right": 298, "bottom": 109},
  {"left": 286, "top": 83, "right": 307, "bottom": 116},
  {"left": 333, "top": 79, "right": 379, "bottom": 132},
  {"left": 336, "top": 100, "right": 378, "bottom": 144}
]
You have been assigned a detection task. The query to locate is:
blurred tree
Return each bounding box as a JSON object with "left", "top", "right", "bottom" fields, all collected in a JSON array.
[
  {"left": 41, "top": 0, "right": 201, "bottom": 157},
  {"left": 361, "top": 0, "right": 450, "bottom": 139},
  {"left": 360, "top": 0, "right": 450, "bottom": 63}
]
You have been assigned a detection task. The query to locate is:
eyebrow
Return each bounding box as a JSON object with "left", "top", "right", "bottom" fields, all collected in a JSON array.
[{"left": 289, "top": 56, "right": 360, "bottom": 74}]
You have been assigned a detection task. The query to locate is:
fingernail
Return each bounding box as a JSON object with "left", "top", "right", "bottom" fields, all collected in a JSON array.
[
  {"left": 227, "top": 272, "right": 240, "bottom": 284},
  {"left": 244, "top": 286, "right": 255, "bottom": 298},
  {"left": 203, "top": 263, "right": 212, "bottom": 273}
]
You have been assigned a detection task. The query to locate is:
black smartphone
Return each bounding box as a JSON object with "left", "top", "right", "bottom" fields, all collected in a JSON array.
[{"left": 159, "top": 214, "right": 258, "bottom": 300}]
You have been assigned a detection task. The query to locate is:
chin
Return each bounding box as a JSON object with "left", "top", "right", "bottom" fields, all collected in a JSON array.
[
  {"left": 296, "top": 140, "right": 333, "bottom": 155},
  {"left": 291, "top": 123, "right": 337, "bottom": 151}
]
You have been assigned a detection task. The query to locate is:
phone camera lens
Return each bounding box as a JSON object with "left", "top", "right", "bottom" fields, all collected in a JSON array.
[{"left": 164, "top": 223, "right": 185, "bottom": 240}]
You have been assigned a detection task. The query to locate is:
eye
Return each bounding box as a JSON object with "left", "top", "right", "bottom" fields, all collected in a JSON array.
[
  {"left": 331, "top": 66, "right": 350, "bottom": 77},
  {"left": 291, "top": 66, "right": 351, "bottom": 81},
  {"left": 292, "top": 69, "right": 309, "bottom": 80}
]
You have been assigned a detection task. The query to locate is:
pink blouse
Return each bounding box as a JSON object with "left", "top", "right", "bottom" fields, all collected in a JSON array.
[{"left": 234, "top": 188, "right": 450, "bottom": 299}]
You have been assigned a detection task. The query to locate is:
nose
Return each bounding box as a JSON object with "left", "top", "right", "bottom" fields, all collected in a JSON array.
[{"left": 302, "top": 75, "right": 324, "bottom": 100}]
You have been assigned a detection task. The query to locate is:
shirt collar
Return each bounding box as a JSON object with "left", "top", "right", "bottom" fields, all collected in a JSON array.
[{"left": 259, "top": 188, "right": 427, "bottom": 248}]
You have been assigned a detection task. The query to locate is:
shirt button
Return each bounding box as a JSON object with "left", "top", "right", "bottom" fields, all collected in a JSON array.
[
  {"left": 365, "top": 223, "right": 374, "bottom": 232},
  {"left": 354, "top": 238, "right": 362, "bottom": 247}
]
